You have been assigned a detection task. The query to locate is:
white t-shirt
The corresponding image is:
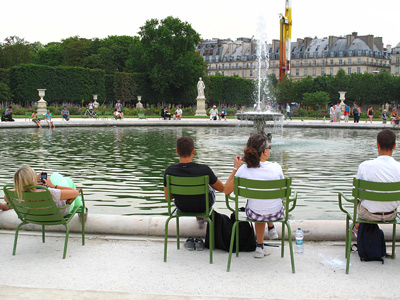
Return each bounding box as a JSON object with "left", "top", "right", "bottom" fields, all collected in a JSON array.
[
  {"left": 235, "top": 161, "right": 284, "bottom": 215},
  {"left": 48, "top": 187, "right": 70, "bottom": 216},
  {"left": 356, "top": 155, "right": 400, "bottom": 212},
  {"left": 176, "top": 109, "right": 182, "bottom": 115},
  {"left": 209, "top": 108, "right": 218, "bottom": 116},
  {"left": 335, "top": 104, "right": 341, "bottom": 113}
]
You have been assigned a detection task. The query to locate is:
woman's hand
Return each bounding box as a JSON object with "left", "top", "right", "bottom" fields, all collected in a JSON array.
[
  {"left": 234, "top": 155, "right": 242, "bottom": 170},
  {"left": 43, "top": 178, "right": 56, "bottom": 188}
]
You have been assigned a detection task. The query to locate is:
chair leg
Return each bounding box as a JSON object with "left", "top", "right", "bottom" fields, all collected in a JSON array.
[
  {"left": 207, "top": 216, "right": 214, "bottom": 264},
  {"left": 176, "top": 217, "right": 180, "bottom": 250},
  {"left": 281, "top": 222, "right": 285, "bottom": 258},
  {"left": 392, "top": 224, "right": 396, "bottom": 259},
  {"left": 81, "top": 208, "right": 85, "bottom": 246},
  {"left": 227, "top": 221, "right": 239, "bottom": 272},
  {"left": 286, "top": 222, "right": 295, "bottom": 273},
  {"left": 345, "top": 217, "right": 350, "bottom": 258},
  {"left": 63, "top": 225, "right": 69, "bottom": 259},
  {"left": 345, "top": 222, "right": 353, "bottom": 274},
  {"left": 13, "top": 223, "right": 24, "bottom": 256},
  {"left": 235, "top": 222, "right": 239, "bottom": 257},
  {"left": 42, "top": 225, "right": 45, "bottom": 243},
  {"left": 164, "top": 216, "right": 173, "bottom": 262}
]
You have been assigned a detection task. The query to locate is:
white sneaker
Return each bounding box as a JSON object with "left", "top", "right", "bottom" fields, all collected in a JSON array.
[
  {"left": 254, "top": 247, "right": 271, "bottom": 258},
  {"left": 268, "top": 228, "right": 279, "bottom": 240}
]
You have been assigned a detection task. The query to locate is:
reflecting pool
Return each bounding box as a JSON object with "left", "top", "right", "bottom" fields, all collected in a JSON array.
[{"left": 0, "top": 126, "right": 392, "bottom": 220}]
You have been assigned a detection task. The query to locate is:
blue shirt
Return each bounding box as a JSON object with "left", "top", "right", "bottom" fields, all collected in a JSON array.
[{"left": 45, "top": 113, "right": 52, "bottom": 119}]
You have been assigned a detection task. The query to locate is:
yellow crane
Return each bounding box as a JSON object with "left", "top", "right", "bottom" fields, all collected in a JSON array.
[{"left": 279, "top": 0, "right": 292, "bottom": 81}]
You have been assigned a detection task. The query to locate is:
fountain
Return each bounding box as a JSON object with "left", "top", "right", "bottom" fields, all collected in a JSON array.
[{"left": 236, "top": 16, "right": 284, "bottom": 140}]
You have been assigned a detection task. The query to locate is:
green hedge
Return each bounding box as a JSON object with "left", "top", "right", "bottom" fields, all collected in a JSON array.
[{"left": 8, "top": 64, "right": 106, "bottom": 106}]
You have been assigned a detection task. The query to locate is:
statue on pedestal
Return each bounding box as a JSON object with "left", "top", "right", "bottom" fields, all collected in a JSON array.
[{"left": 195, "top": 77, "right": 207, "bottom": 116}]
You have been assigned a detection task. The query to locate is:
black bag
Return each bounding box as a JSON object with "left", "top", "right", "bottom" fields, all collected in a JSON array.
[
  {"left": 205, "top": 210, "right": 256, "bottom": 252},
  {"left": 357, "top": 223, "right": 386, "bottom": 263}
]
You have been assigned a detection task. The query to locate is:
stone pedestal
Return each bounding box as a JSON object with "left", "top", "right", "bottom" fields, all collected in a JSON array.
[
  {"left": 37, "top": 89, "right": 47, "bottom": 115},
  {"left": 195, "top": 97, "right": 207, "bottom": 116}
]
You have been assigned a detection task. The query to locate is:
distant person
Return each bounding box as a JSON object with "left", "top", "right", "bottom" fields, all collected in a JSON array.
[
  {"left": 115, "top": 99, "right": 122, "bottom": 113},
  {"left": 209, "top": 105, "right": 219, "bottom": 121},
  {"left": 31, "top": 111, "right": 41, "bottom": 128},
  {"left": 45, "top": 110, "right": 55, "bottom": 128},
  {"left": 352, "top": 102, "right": 360, "bottom": 123},
  {"left": 113, "top": 109, "right": 123, "bottom": 119},
  {"left": 390, "top": 108, "right": 398, "bottom": 125},
  {"left": 286, "top": 103, "right": 292, "bottom": 120},
  {"left": 330, "top": 104, "right": 335, "bottom": 122},
  {"left": 366, "top": 106, "right": 373, "bottom": 123},
  {"left": 382, "top": 110, "right": 388, "bottom": 124},
  {"left": 88, "top": 101, "right": 95, "bottom": 116},
  {"left": 163, "top": 136, "right": 224, "bottom": 249},
  {"left": 61, "top": 106, "right": 70, "bottom": 121},
  {"left": 174, "top": 106, "right": 182, "bottom": 120},
  {"left": 161, "top": 106, "right": 171, "bottom": 120},
  {"left": 393, "top": 115, "right": 400, "bottom": 127},
  {"left": 2, "top": 106, "right": 14, "bottom": 122},
  {"left": 219, "top": 106, "right": 227, "bottom": 121},
  {"left": 344, "top": 103, "right": 350, "bottom": 123},
  {"left": 334, "top": 101, "right": 341, "bottom": 122},
  {"left": 265, "top": 102, "right": 272, "bottom": 112}
]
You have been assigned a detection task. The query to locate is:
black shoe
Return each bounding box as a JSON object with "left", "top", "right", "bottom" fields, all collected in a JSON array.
[
  {"left": 194, "top": 237, "right": 204, "bottom": 251},
  {"left": 184, "top": 237, "right": 195, "bottom": 251}
]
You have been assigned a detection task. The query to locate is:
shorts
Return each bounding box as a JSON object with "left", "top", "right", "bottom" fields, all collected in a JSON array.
[
  {"left": 245, "top": 202, "right": 284, "bottom": 222},
  {"left": 344, "top": 111, "right": 349, "bottom": 116}
]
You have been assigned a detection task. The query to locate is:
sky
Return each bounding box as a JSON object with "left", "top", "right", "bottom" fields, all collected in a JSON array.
[{"left": 1, "top": 0, "right": 399, "bottom": 47}]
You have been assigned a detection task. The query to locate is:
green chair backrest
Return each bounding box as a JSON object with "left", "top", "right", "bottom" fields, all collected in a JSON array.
[
  {"left": 4, "top": 184, "right": 67, "bottom": 226},
  {"left": 352, "top": 178, "right": 400, "bottom": 202},
  {"left": 233, "top": 177, "right": 293, "bottom": 219},
  {"left": 165, "top": 175, "right": 210, "bottom": 215}
]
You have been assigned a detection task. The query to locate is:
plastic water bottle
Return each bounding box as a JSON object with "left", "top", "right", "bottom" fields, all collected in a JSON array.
[{"left": 295, "top": 228, "right": 304, "bottom": 254}]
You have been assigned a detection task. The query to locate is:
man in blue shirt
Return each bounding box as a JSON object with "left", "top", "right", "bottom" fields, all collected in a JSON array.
[{"left": 61, "top": 106, "right": 70, "bottom": 121}]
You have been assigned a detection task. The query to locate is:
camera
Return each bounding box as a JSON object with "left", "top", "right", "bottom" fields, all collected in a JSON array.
[{"left": 40, "top": 172, "right": 47, "bottom": 183}]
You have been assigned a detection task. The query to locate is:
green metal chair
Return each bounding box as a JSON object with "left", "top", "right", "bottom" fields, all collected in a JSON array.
[
  {"left": 164, "top": 175, "right": 214, "bottom": 263},
  {"left": 3, "top": 184, "right": 86, "bottom": 259},
  {"left": 338, "top": 178, "right": 400, "bottom": 274},
  {"left": 225, "top": 177, "right": 297, "bottom": 272}
]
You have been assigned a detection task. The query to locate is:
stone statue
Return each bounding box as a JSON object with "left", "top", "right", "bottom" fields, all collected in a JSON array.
[{"left": 197, "top": 77, "right": 205, "bottom": 98}]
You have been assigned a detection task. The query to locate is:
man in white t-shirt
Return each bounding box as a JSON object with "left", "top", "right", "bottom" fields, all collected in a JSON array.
[
  {"left": 334, "top": 101, "right": 341, "bottom": 122},
  {"left": 209, "top": 105, "right": 218, "bottom": 120},
  {"left": 356, "top": 129, "right": 400, "bottom": 222}
]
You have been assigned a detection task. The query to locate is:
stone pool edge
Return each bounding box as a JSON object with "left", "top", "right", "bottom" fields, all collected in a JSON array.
[{"left": 0, "top": 212, "right": 398, "bottom": 241}]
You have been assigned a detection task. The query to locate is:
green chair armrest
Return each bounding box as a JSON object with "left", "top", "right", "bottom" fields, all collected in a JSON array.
[
  {"left": 338, "top": 192, "right": 356, "bottom": 219},
  {"left": 287, "top": 191, "right": 298, "bottom": 213},
  {"left": 224, "top": 194, "right": 236, "bottom": 212}
]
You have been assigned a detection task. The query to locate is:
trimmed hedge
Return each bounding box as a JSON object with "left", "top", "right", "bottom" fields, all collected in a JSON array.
[{"left": 9, "top": 64, "right": 106, "bottom": 106}]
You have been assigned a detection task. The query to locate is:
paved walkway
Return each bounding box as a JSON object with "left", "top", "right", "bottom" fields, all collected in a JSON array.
[{"left": 0, "top": 230, "right": 398, "bottom": 300}]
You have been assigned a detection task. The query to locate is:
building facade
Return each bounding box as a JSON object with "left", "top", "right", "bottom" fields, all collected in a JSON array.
[
  {"left": 196, "top": 32, "right": 393, "bottom": 80},
  {"left": 391, "top": 42, "right": 400, "bottom": 76}
]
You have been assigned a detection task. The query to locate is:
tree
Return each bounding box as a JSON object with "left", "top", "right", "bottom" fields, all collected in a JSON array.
[
  {"left": 61, "top": 36, "right": 93, "bottom": 67},
  {"left": 35, "top": 42, "right": 63, "bottom": 66},
  {"left": 126, "top": 16, "right": 206, "bottom": 105},
  {"left": 302, "top": 91, "right": 330, "bottom": 110},
  {"left": 0, "top": 36, "right": 36, "bottom": 68}
]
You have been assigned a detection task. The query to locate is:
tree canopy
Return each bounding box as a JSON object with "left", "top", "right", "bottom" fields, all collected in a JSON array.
[{"left": 126, "top": 16, "right": 206, "bottom": 104}]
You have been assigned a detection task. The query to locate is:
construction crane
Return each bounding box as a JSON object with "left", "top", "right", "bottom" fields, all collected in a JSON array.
[{"left": 279, "top": 0, "right": 292, "bottom": 81}]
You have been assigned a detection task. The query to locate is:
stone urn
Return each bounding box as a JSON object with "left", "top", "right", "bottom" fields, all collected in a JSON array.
[
  {"left": 136, "top": 96, "right": 143, "bottom": 109},
  {"left": 93, "top": 94, "right": 99, "bottom": 109},
  {"left": 37, "top": 89, "right": 47, "bottom": 115}
]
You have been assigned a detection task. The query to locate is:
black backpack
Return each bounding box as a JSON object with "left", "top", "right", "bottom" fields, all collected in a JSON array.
[
  {"left": 357, "top": 223, "right": 386, "bottom": 263},
  {"left": 205, "top": 210, "right": 256, "bottom": 252}
]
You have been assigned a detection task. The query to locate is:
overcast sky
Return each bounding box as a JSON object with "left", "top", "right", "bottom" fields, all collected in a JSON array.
[{"left": 2, "top": 0, "right": 399, "bottom": 47}]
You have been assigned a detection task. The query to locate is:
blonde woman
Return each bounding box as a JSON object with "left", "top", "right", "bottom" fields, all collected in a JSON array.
[
  {"left": 31, "top": 111, "right": 41, "bottom": 128},
  {"left": 12, "top": 166, "right": 80, "bottom": 216}
]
